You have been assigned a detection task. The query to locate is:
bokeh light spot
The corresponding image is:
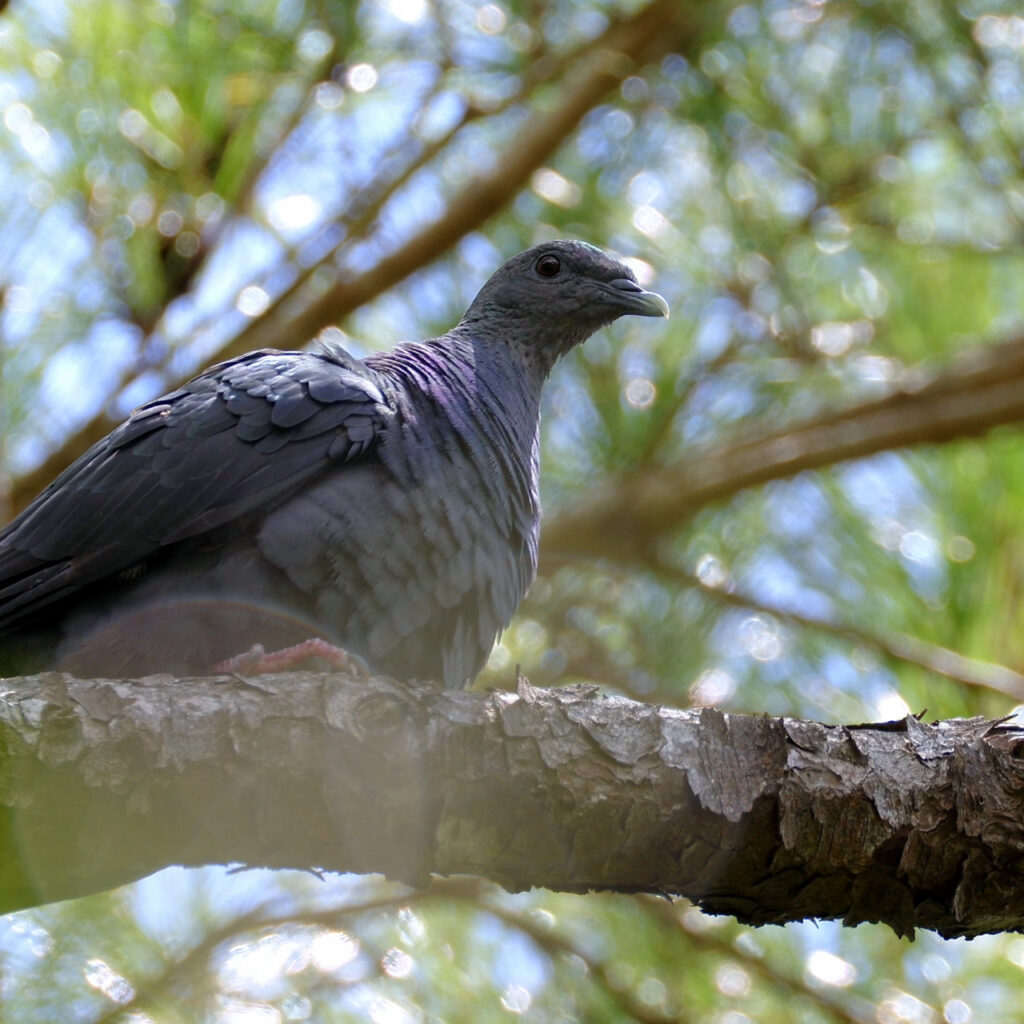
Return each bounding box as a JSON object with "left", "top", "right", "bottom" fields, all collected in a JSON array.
[
  {"left": 696, "top": 554, "right": 729, "bottom": 588},
  {"left": 530, "top": 168, "right": 581, "bottom": 207},
  {"left": 689, "top": 667, "right": 736, "bottom": 706},
  {"left": 386, "top": 0, "right": 428, "bottom": 23},
  {"left": 347, "top": 64, "right": 379, "bottom": 93},
  {"left": 624, "top": 377, "right": 656, "bottom": 410},
  {"left": 946, "top": 536, "right": 975, "bottom": 563},
  {"left": 477, "top": 4, "right": 507, "bottom": 34},
  {"left": 236, "top": 285, "right": 271, "bottom": 317},
  {"left": 806, "top": 950, "right": 857, "bottom": 987},
  {"left": 267, "top": 194, "right": 321, "bottom": 231}
]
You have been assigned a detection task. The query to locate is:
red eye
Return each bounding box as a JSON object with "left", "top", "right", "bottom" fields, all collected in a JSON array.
[{"left": 535, "top": 254, "right": 561, "bottom": 278}]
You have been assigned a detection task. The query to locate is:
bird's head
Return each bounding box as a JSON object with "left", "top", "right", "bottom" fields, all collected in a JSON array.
[{"left": 459, "top": 240, "right": 669, "bottom": 370}]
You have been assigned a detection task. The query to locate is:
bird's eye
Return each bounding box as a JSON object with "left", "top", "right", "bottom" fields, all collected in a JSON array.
[{"left": 535, "top": 254, "right": 561, "bottom": 278}]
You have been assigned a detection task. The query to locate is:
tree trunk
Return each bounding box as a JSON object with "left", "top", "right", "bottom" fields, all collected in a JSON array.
[{"left": 0, "top": 670, "right": 1022, "bottom": 938}]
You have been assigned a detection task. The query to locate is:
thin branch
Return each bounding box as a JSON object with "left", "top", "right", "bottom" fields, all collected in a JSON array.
[
  {"left": 541, "top": 332, "right": 1024, "bottom": 563},
  {"left": 91, "top": 878, "right": 682, "bottom": 1024},
  {"left": 172, "top": 63, "right": 475, "bottom": 356},
  {"left": 650, "top": 558, "right": 1024, "bottom": 702},
  {"left": 123, "top": 0, "right": 597, "bottom": 368},
  {"left": 635, "top": 334, "right": 747, "bottom": 466},
  {"left": 90, "top": 890, "right": 414, "bottom": 1024},
  {"left": 202, "top": 0, "right": 687, "bottom": 361},
  {"left": 638, "top": 896, "right": 874, "bottom": 1024},
  {"left": 1, "top": 41, "right": 340, "bottom": 513},
  {"left": 471, "top": 886, "right": 686, "bottom": 1024}
]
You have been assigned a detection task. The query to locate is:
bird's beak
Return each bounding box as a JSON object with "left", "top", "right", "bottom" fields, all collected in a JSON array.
[{"left": 607, "top": 278, "right": 670, "bottom": 318}]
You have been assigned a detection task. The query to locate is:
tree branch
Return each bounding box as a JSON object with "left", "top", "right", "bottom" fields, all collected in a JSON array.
[
  {"left": 1, "top": 670, "right": 1023, "bottom": 938},
  {"left": 542, "top": 334, "right": 1024, "bottom": 562},
  {"left": 650, "top": 558, "right": 1024, "bottom": 702},
  {"left": 216, "top": 0, "right": 688, "bottom": 355},
  {"left": 638, "top": 896, "right": 872, "bottom": 1024}
]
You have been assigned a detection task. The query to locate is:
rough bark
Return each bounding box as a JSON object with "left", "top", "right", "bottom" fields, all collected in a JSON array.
[{"left": 1, "top": 670, "right": 1023, "bottom": 938}]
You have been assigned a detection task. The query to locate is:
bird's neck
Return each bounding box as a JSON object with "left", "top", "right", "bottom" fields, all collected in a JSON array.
[
  {"left": 375, "top": 333, "right": 545, "bottom": 460},
  {"left": 446, "top": 322, "right": 552, "bottom": 394},
  {"left": 427, "top": 330, "right": 546, "bottom": 451},
  {"left": 453, "top": 310, "right": 589, "bottom": 378}
]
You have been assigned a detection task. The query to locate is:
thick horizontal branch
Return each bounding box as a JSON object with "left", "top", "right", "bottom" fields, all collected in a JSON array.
[
  {"left": 542, "top": 334, "right": 1024, "bottom": 561},
  {"left": 1, "top": 671, "right": 1023, "bottom": 938}
]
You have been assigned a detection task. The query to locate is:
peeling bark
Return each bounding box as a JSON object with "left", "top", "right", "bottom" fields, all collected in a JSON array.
[{"left": 2, "top": 671, "right": 1023, "bottom": 937}]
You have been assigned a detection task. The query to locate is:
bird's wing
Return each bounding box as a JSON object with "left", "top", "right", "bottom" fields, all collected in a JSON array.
[{"left": 0, "top": 348, "right": 391, "bottom": 629}]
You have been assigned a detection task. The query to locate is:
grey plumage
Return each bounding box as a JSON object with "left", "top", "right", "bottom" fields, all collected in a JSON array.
[{"left": 0, "top": 241, "right": 668, "bottom": 687}]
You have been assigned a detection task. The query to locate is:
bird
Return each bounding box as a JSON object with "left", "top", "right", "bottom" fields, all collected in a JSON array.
[{"left": 0, "top": 240, "right": 668, "bottom": 687}]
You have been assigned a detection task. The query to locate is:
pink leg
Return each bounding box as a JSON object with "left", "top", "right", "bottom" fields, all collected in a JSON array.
[{"left": 215, "top": 639, "right": 370, "bottom": 677}]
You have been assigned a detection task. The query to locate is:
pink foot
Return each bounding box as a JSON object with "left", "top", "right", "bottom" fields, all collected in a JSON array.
[{"left": 215, "top": 639, "right": 370, "bottom": 677}]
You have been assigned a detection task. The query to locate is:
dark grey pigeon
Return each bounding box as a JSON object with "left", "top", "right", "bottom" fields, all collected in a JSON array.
[{"left": 0, "top": 241, "right": 668, "bottom": 687}]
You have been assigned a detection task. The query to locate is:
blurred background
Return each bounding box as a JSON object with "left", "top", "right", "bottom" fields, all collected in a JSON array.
[{"left": 2, "top": 0, "right": 1024, "bottom": 1019}]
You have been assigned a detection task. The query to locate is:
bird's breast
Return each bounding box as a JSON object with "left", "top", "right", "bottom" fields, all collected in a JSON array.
[{"left": 257, "top": 397, "right": 540, "bottom": 688}]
